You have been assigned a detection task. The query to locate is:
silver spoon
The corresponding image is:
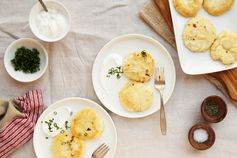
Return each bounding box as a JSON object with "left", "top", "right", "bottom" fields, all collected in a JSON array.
[{"left": 38, "top": 0, "right": 48, "bottom": 12}]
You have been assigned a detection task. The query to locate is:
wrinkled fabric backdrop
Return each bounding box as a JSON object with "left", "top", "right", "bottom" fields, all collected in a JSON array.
[{"left": 0, "top": 0, "right": 237, "bottom": 158}]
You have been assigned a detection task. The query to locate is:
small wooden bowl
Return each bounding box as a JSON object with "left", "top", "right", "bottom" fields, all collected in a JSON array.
[
  {"left": 188, "top": 123, "right": 215, "bottom": 150},
  {"left": 201, "top": 96, "right": 227, "bottom": 123}
]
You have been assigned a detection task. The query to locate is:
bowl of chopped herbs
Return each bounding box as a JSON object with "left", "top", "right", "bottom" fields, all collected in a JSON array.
[
  {"left": 4, "top": 38, "right": 48, "bottom": 82},
  {"left": 201, "top": 96, "right": 227, "bottom": 123}
]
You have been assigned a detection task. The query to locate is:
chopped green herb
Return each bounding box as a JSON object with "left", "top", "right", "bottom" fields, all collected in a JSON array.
[
  {"left": 65, "top": 121, "right": 70, "bottom": 130},
  {"left": 141, "top": 50, "right": 147, "bottom": 57},
  {"left": 107, "top": 66, "right": 123, "bottom": 79},
  {"left": 44, "top": 120, "right": 53, "bottom": 132},
  {"left": 70, "top": 111, "right": 73, "bottom": 116},
  {"left": 61, "top": 141, "right": 70, "bottom": 145},
  {"left": 44, "top": 118, "right": 72, "bottom": 134},
  {"left": 53, "top": 111, "right": 57, "bottom": 115},
  {"left": 53, "top": 123, "right": 60, "bottom": 130},
  {"left": 49, "top": 119, "right": 54, "bottom": 123},
  {"left": 205, "top": 101, "right": 219, "bottom": 116},
  {"left": 45, "top": 137, "right": 49, "bottom": 139},
  {"left": 11, "top": 47, "right": 40, "bottom": 73}
]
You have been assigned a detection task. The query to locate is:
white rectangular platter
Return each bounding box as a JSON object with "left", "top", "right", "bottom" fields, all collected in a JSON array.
[{"left": 169, "top": 0, "right": 237, "bottom": 75}]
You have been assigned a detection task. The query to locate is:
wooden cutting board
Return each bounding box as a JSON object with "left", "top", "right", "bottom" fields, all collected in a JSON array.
[{"left": 154, "top": 0, "right": 237, "bottom": 103}]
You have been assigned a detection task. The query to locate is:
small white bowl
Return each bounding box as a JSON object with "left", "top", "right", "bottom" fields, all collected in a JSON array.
[
  {"left": 29, "top": 0, "right": 71, "bottom": 42},
  {"left": 4, "top": 38, "right": 48, "bottom": 82}
]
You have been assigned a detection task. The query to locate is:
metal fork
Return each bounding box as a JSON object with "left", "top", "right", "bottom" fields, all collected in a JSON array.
[
  {"left": 92, "top": 143, "right": 110, "bottom": 158},
  {"left": 154, "top": 67, "right": 167, "bottom": 135}
]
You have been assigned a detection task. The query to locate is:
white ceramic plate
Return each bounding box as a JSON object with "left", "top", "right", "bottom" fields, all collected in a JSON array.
[
  {"left": 4, "top": 38, "right": 48, "bottom": 82},
  {"left": 92, "top": 34, "right": 176, "bottom": 118},
  {"left": 33, "top": 97, "right": 117, "bottom": 158},
  {"left": 29, "top": 0, "right": 71, "bottom": 42},
  {"left": 169, "top": 0, "right": 237, "bottom": 75}
]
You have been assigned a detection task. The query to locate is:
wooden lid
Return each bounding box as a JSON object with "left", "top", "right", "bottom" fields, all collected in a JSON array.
[
  {"left": 201, "top": 96, "right": 227, "bottom": 123},
  {"left": 188, "top": 123, "right": 215, "bottom": 150}
]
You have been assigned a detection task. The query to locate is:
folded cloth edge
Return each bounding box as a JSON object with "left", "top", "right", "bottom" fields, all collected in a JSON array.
[
  {"left": 0, "top": 90, "right": 44, "bottom": 158},
  {"left": 139, "top": 1, "right": 176, "bottom": 48},
  {"left": 0, "top": 100, "right": 25, "bottom": 129}
]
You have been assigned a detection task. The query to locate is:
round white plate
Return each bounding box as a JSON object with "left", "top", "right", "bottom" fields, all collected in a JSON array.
[
  {"left": 4, "top": 38, "right": 48, "bottom": 82},
  {"left": 33, "top": 97, "right": 117, "bottom": 158},
  {"left": 92, "top": 34, "right": 176, "bottom": 118}
]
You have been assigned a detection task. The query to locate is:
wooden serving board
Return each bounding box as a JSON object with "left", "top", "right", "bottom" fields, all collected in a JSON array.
[{"left": 154, "top": 0, "right": 237, "bottom": 104}]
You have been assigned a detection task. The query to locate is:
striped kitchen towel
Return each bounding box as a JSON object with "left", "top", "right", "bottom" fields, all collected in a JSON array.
[{"left": 0, "top": 90, "right": 44, "bottom": 158}]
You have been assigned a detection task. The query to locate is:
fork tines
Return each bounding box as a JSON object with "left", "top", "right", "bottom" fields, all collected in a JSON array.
[
  {"left": 156, "top": 67, "right": 165, "bottom": 82},
  {"left": 92, "top": 143, "right": 110, "bottom": 158}
]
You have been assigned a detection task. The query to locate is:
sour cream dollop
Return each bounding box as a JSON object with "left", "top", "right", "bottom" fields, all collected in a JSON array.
[
  {"left": 41, "top": 106, "right": 71, "bottom": 137},
  {"left": 103, "top": 54, "right": 123, "bottom": 66},
  {"left": 36, "top": 8, "right": 68, "bottom": 39}
]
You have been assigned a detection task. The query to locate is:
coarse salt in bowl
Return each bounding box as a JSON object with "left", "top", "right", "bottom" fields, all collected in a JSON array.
[
  {"left": 193, "top": 128, "right": 208, "bottom": 143},
  {"left": 29, "top": 0, "right": 71, "bottom": 42}
]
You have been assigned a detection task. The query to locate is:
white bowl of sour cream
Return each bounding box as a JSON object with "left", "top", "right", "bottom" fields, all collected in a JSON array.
[{"left": 29, "top": 0, "right": 71, "bottom": 42}]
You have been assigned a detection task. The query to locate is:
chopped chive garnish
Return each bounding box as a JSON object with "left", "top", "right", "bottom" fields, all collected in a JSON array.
[
  {"left": 65, "top": 121, "right": 70, "bottom": 130},
  {"left": 107, "top": 66, "right": 123, "bottom": 79}
]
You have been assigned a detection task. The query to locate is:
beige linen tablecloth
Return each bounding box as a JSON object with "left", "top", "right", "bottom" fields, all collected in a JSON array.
[{"left": 0, "top": 0, "right": 237, "bottom": 157}]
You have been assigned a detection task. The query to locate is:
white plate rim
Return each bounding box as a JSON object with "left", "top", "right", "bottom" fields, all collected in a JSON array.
[
  {"left": 4, "top": 38, "right": 48, "bottom": 82},
  {"left": 92, "top": 34, "right": 176, "bottom": 118},
  {"left": 33, "top": 97, "right": 117, "bottom": 158}
]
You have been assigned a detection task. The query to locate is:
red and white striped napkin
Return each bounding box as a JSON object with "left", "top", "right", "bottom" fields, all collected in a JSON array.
[{"left": 0, "top": 90, "right": 44, "bottom": 158}]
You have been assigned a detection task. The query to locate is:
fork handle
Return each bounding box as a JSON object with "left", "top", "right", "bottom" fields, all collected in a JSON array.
[{"left": 159, "top": 93, "right": 167, "bottom": 135}]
